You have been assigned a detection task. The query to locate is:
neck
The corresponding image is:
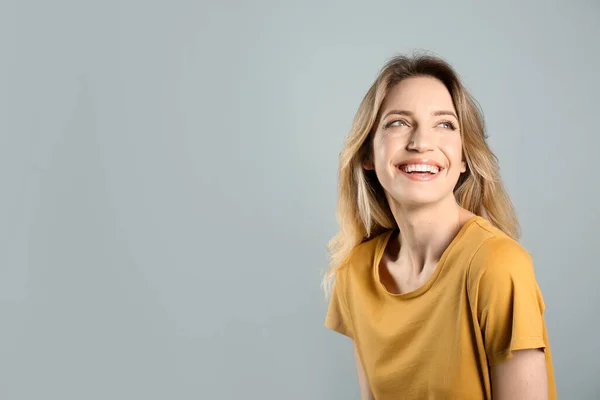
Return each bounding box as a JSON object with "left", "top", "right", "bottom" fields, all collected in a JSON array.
[{"left": 386, "top": 195, "right": 473, "bottom": 274}]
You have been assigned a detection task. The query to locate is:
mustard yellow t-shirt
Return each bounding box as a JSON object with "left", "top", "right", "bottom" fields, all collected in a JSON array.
[{"left": 325, "top": 216, "right": 556, "bottom": 399}]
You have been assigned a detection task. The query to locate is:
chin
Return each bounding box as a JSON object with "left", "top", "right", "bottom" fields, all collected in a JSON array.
[{"left": 391, "top": 189, "right": 452, "bottom": 208}]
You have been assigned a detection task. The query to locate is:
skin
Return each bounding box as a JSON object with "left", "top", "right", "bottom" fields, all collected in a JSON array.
[
  {"left": 355, "top": 76, "right": 548, "bottom": 399},
  {"left": 353, "top": 342, "right": 375, "bottom": 400}
]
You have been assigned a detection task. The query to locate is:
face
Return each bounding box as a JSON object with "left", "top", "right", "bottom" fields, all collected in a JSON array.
[{"left": 363, "top": 76, "right": 466, "bottom": 208}]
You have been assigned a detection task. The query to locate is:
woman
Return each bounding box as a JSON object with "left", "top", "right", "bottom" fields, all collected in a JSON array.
[{"left": 323, "top": 53, "right": 556, "bottom": 399}]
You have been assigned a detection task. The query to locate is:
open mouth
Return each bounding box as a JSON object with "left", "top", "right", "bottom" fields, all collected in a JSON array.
[
  {"left": 396, "top": 163, "right": 442, "bottom": 174},
  {"left": 394, "top": 162, "right": 444, "bottom": 181}
]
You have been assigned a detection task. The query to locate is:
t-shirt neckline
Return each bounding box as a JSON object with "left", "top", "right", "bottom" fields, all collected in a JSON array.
[{"left": 373, "top": 215, "right": 481, "bottom": 299}]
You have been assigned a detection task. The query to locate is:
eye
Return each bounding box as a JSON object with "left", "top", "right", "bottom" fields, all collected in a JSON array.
[
  {"left": 384, "top": 119, "right": 409, "bottom": 129},
  {"left": 437, "top": 121, "right": 457, "bottom": 130}
]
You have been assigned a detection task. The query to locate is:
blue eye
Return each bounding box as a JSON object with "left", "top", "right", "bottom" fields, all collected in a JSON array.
[
  {"left": 438, "top": 121, "right": 456, "bottom": 130},
  {"left": 385, "top": 119, "right": 408, "bottom": 129}
]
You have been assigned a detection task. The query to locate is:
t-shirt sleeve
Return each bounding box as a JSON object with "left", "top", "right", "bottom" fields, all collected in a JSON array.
[
  {"left": 468, "top": 237, "right": 547, "bottom": 366},
  {"left": 324, "top": 267, "right": 355, "bottom": 339}
]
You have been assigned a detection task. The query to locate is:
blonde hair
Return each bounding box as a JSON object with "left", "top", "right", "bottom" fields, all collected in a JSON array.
[{"left": 322, "top": 52, "right": 520, "bottom": 297}]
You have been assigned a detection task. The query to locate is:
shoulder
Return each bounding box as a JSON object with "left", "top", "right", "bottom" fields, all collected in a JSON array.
[
  {"left": 470, "top": 235, "right": 533, "bottom": 279},
  {"left": 337, "top": 230, "right": 391, "bottom": 277},
  {"left": 467, "top": 223, "right": 537, "bottom": 299}
]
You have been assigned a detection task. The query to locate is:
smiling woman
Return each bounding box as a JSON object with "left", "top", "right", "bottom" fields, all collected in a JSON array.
[
  {"left": 322, "top": 53, "right": 556, "bottom": 399},
  {"left": 364, "top": 76, "right": 467, "bottom": 206}
]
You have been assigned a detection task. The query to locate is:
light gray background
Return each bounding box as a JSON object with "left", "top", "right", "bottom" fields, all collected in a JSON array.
[{"left": 2, "top": 0, "right": 599, "bottom": 399}]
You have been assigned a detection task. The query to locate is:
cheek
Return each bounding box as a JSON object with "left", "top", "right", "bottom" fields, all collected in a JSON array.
[
  {"left": 375, "top": 135, "right": 404, "bottom": 161},
  {"left": 440, "top": 137, "right": 464, "bottom": 168},
  {"left": 371, "top": 141, "right": 400, "bottom": 187}
]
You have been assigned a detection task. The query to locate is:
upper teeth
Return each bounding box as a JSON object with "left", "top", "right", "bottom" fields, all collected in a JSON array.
[{"left": 400, "top": 164, "right": 440, "bottom": 173}]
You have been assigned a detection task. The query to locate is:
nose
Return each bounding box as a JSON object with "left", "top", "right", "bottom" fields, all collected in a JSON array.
[{"left": 406, "top": 125, "right": 435, "bottom": 153}]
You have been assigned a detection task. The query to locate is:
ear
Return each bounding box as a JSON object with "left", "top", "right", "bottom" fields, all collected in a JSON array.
[
  {"left": 363, "top": 159, "right": 375, "bottom": 170},
  {"left": 460, "top": 160, "right": 467, "bottom": 173}
]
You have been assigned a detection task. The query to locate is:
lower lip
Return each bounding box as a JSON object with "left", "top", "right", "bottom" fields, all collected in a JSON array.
[{"left": 397, "top": 167, "right": 442, "bottom": 181}]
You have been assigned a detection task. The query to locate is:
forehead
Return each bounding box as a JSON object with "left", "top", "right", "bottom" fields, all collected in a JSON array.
[{"left": 380, "top": 76, "right": 455, "bottom": 113}]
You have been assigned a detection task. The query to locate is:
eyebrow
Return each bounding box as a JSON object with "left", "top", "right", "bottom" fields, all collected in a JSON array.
[{"left": 382, "top": 109, "right": 458, "bottom": 120}]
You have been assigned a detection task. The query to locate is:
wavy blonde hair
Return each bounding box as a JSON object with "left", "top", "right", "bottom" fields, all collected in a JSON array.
[{"left": 322, "top": 52, "right": 520, "bottom": 297}]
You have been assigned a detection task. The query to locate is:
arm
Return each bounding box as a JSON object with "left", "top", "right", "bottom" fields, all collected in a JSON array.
[
  {"left": 468, "top": 238, "right": 553, "bottom": 397},
  {"left": 491, "top": 348, "right": 548, "bottom": 400},
  {"left": 353, "top": 341, "right": 375, "bottom": 400}
]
